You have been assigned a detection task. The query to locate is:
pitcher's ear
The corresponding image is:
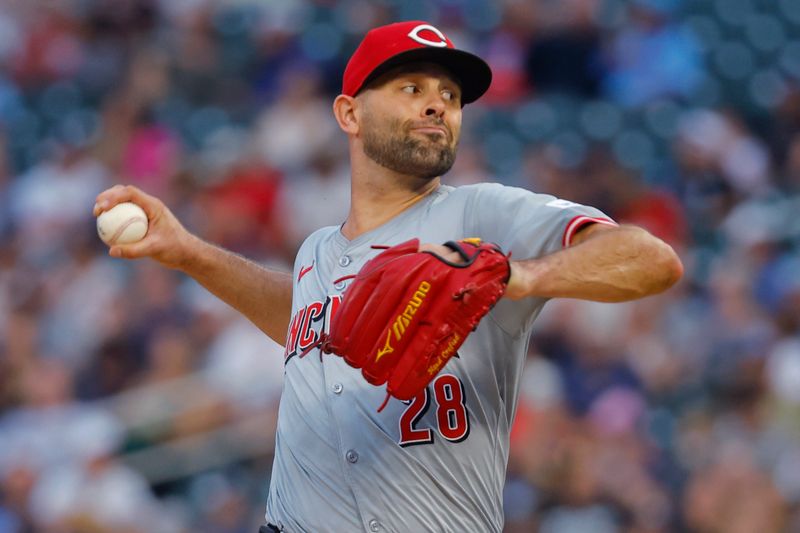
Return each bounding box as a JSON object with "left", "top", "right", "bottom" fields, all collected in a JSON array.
[{"left": 333, "top": 95, "right": 359, "bottom": 135}]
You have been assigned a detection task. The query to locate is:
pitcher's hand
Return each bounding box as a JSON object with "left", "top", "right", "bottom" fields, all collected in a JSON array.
[{"left": 94, "top": 185, "right": 200, "bottom": 271}]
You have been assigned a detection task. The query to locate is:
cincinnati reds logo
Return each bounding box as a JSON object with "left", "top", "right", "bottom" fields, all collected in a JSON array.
[{"left": 407, "top": 24, "right": 448, "bottom": 48}]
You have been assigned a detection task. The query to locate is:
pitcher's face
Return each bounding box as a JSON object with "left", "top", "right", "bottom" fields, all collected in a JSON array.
[{"left": 357, "top": 63, "right": 463, "bottom": 180}]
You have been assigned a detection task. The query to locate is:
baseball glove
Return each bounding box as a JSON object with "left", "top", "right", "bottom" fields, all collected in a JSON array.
[{"left": 308, "top": 238, "right": 510, "bottom": 411}]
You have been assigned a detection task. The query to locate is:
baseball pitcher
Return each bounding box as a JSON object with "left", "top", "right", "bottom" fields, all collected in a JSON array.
[{"left": 94, "top": 21, "right": 682, "bottom": 533}]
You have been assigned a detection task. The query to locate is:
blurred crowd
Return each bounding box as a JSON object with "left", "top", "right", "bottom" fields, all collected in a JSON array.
[{"left": 1, "top": 0, "right": 800, "bottom": 531}]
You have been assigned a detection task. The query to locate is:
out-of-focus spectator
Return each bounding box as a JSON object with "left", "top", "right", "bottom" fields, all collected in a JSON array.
[
  {"left": 0, "top": 131, "right": 12, "bottom": 236},
  {"left": 190, "top": 472, "right": 257, "bottom": 533},
  {"left": 525, "top": 0, "right": 605, "bottom": 98},
  {"left": 39, "top": 238, "right": 126, "bottom": 367},
  {"left": 782, "top": 132, "right": 800, "bottom": 192},
  {"left": 8, "top": 142, "right": 109, "bottom": 263},
  {"left": 252, "top": 64, "right": 338, "bottom": 173},
  {"left": 202, "top": 310, "right": 287, "bottom": 415},
  {"left": 119, "top": 110, "right": 182, "bottom": 198},
  {"left": 280, "top": 144, "right": 350, "bottom": 253},
  {"left": 0, "top": 357, "right": 153, "bottom": 531},
  {"left": 198, "top": 155, "right": 286, "bottom": 258},
  {"left": 27, "top": 421, "right": 177, "bottom": 533},
  {"left": 684, "top": 447, "right": 786, "bottom": 533},
  {"left": 0, "top": 358, "right": 122, "bottom": 473},
  {"left": 479, "top": 4, "right": 535, "bottom": 105},
  {"left": 603, "top": 0, "right": 703, "bottom": 106}
]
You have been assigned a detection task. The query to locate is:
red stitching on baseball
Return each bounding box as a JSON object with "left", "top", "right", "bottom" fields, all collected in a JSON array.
[{"left": 109, "top": 217, "right": 147, "bottom": 244}]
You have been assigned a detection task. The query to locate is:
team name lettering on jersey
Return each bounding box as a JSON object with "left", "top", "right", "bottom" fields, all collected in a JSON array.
[{"left": 284, "top": 295, "right": 343, "bottom": 362}]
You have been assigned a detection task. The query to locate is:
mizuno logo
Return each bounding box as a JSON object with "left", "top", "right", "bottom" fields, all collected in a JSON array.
[
  {"left": 375, "top": 280, "right": 431, "bottom": 362},
  {"left": 376, "top": 329, "right": 394, "bottom": 361}
]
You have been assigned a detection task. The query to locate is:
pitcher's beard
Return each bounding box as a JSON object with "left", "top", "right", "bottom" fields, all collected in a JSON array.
[{"left": 362, "top": 118, "right": 457, "bottom": 180}]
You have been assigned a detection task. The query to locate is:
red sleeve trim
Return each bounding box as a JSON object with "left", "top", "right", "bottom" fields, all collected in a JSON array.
[{"left": 562, "top": 216, "right": 618, "bottom": 247}]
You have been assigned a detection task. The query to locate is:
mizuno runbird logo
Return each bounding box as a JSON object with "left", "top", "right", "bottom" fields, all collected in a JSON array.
[{"left": 375, "top": 280, "right": 431, "bottom": 362}]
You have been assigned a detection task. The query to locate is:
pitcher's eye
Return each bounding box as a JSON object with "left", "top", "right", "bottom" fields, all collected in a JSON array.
[{"left": 402, "top": 85, "right": 418, "bottom": 94}]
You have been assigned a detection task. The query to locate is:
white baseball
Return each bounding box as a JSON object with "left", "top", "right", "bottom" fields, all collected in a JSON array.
[{"left": 96, "top": 202, "right": 149, "bottom": 245}]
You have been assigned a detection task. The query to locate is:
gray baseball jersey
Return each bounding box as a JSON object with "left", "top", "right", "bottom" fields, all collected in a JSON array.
[{"left": 265, "top": 183, "right": 615, "bottom": 532}]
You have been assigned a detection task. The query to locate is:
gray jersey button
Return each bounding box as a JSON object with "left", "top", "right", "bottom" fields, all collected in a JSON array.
[
  {"left": 368, "top": 519, "right": 380, "bottom": 531},
  {"left": 346, "top": 450, "right": 359, "bottom": 463},
  {"left": 332, "top": 383, "right": 343, "bottom": 394},
  {"left": 334, "top": 280, "right": 346, "bottom": 290},
  {"left": 338, "top": 255, "right": 351, "bottom": 267}
]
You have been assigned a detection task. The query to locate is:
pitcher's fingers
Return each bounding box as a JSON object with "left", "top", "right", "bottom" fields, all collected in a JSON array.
[
  {"left": 108, "top": 236, "right": 158, "bottom": 260},
  {"left": 419, "top": 242, "right": 462, "bottom": 263},
  {"left": 94, "top": 184, "right": 133, "bottom": 214},
  {"left": 95, "top": 185, "right": 159, "bottom": 218},
  {"left": 418, "top": 243, "right": 450, "bottom": 254}
]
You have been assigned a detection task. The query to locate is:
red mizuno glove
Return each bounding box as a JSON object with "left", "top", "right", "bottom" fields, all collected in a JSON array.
[{"left": 318, "top": 238, "right": 510, "bottom": 411}]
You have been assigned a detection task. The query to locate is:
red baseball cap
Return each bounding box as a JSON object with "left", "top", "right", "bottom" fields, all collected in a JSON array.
[{"left": 342, "top": 21, "right": 492, "bottom": 105}]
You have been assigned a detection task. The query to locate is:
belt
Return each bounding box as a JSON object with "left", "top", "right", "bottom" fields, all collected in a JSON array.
[{"left": 259, "top": 524, "right": 282, "bottom": 533}]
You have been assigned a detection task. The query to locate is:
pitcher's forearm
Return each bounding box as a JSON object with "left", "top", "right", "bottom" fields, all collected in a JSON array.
[
  {"left": 179, "top": 235, "right": 293, "bottom": 344},
  {"left": 506, "top": 225, "right": 683, "bottom": 302}
]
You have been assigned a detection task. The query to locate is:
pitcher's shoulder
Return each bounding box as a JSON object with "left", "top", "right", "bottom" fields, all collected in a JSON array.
[
  {"left": 299, "top": 225, "right": 340, "bottom": 248},
  {"left": 446, "top": 181, "right": 553, "bottom": 206},
  {"left": 435, "top": 182, "right": 503, "bottom": 202},
  {"left": 447, "top": 181, "right": 536, "bottom": 197},
  {"left": 294, "top": 225, "right": 340, "bottom": 263}
]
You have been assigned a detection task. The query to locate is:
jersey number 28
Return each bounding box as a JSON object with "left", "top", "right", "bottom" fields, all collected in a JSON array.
[{"left": 398, "top": 374, "right": 470, "bottom": 447}]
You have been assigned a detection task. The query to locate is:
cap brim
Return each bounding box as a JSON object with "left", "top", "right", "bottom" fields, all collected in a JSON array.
[{"left": 358, "top": 47, "right": 492, "bottom": 105}]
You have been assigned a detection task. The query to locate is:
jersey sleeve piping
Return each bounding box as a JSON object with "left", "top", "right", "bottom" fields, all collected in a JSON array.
[{"left": 562, "top": 216, "right": 618, "bottom": 248}]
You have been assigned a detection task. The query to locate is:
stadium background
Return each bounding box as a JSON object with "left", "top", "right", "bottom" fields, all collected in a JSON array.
[{"left": 1, "top": 0, "right": 800, "bottom": 531}]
